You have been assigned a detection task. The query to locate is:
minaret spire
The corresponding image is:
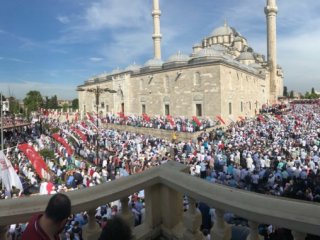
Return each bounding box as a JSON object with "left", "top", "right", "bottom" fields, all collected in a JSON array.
[
  {"left": 265, "top": 0, "right": 278, "bottom": 102},
  {"left": 152, "top": 0, "right": 162, "bottom": 60}
]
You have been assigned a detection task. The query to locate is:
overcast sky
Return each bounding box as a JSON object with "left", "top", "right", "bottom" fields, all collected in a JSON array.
[{"left": 0, "top": 0, "right": 319, "bottom": 99}]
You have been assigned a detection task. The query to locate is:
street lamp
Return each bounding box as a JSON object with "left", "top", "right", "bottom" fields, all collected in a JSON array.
[{"left": 77, "top": 86, "right": 116, "bottom": 164}]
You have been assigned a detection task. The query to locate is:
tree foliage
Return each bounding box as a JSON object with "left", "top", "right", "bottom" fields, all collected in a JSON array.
[
  {"left": 283, "top": 86, "right": 288, "bottom": 97},
  {"left": 62, "top": 103, "right": 69, "bottom": 112},
  {"left": 72, "top": 98, "right": 79, "bottom": 110},
  {"left": 7, "top": 96, "right": 22, "bottom": 114},
  {"left": 44, "top": 95, "right": 59, "bottom": 109},
  {"left": 303, "top": 87, "right": 319, "bottom": 99},
  {"left": 23, "top": 91, "right": 43, "bottom": 114},
  {"left": 289, "top": 90, "right": 294, "bottom": 99}
]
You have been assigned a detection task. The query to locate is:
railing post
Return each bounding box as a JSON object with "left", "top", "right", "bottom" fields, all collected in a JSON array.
[
  {"left": 291, "top": 231, "right": 307, "bottom": 240},
  {"left": 183, "top": 197, "right": 203, "bottom": 240},
  {"left": 161, "top": 185, "right": 184, "bottom": 239},
  {"left": 145, "top": 184, "right": 162, "bottom": 229},
  {"left": 82, "top": 209, "right": 101, "bottom": 240},
  {"left": 120, "top": 196, "right": 135, "bottom": 228},
  {"left": 0, "top": 225, "right": 8, "bottom": 240},
  {"left": 210, "top": 209, "right": 231, "bottom": 240},
  {"left": 246, "top": 221, "right": 263, "bottom": 240}
]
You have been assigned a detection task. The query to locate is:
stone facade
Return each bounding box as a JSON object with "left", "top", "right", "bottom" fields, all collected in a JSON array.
[{"left": 78, "top": 0, "right": 283, "bottom": 123}]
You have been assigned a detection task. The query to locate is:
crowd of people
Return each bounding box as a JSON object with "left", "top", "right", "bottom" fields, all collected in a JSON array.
[
  {"left": 104, "top": 113, "right": 218, "bottom": 132},
  {"left": 1, "top": 102, "right": 320, "bottom": 239},
  {"left": 1, "top": 116, "right": 29, "bottom": 128}
]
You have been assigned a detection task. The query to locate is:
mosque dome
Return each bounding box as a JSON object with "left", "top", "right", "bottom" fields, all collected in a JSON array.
[
  {"left": 144, "top": 58, "right": 163, "bottom": 67},
  {"left": 237, "top": 51, "right": 255, "bottom": 61},
  {"left": 166, "top": 51, "right": 190, "bottom": 63},
  {"left": 125, "top": 62, "right": 142, "bottom": 72},
  {"left": 211, "top": 23, "right": 237, "bottom": 37}
]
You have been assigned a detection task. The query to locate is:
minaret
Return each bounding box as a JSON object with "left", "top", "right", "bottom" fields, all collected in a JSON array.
[
  {"left": 152, "top": 0, "right": 162, "bottom": 60},
  {"left": 265, "top": 0, "right": 278, "bottom": 102}
]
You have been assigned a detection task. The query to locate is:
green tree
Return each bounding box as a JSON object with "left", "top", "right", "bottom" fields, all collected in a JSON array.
[
  {"left": 62, "top": 103, "right": 69, "bottom": 112},
  {"left": 72, "top": 98, "right": 79, "bottom": 110},
  {"left": 8, "top": 96, "right": 22, "bottom": 114},
  {"left": 311, "top": 87, "right": 315, "bottom": 95},
  {"left": 289, "top": 90, "right": 294, "bottom": 99},
  {"left": 44, "top": 96, "right": 49, "bottom": 109},
  {"left": 304, "top": 91, "right": 310, "bottom": 99},
  {"left": 48, "top": 95, "right": 58, "bottom": 109},
  {"left": 283, "top": 86, "right": 288, "bottom": 97},
  {"left": 23, "top": 91, "right": 43, "bottom": 116}
]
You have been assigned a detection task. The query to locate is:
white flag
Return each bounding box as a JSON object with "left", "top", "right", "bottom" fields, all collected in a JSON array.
[{"left": 0, "top": 150, "right": 23, "bottom": 192}]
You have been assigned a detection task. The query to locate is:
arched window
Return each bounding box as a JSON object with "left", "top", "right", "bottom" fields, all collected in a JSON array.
[
  {"left": 164, "top": 75, "right": 170, "bottom": 93},
  {"left": 194, "top": 72, "right": 201, "bottom": 86},
  {"left": 140, "top": 79, "right": 144, "bottom": 90}
]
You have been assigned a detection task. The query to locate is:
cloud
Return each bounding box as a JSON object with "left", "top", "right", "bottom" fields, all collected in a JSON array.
[
  {"left": 83, "top": 0, "right": 150, "bottom": 31},
  {"left": 57, "top": 16, "right": 70, "bottom": 24},
  {"left": 89, "top": 57, "right": 104, "bottom": 62},
  {"left": 50, "top": 0, "right": 152, "bottom": 45}
]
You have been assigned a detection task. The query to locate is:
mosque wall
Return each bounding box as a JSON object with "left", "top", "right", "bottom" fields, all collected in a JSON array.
[
  {"left": 126, "top": 64, "right": 222, "bottom": 119},
  {"left": 79, "top": 62, "right": 270, "bottom": 123},
  {"left": 219, "top": 65, "right": 267, "bottom": 120}
]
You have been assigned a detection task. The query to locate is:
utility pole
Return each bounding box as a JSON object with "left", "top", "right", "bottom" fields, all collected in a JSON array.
[
  {"left": 77, "top": 86, "right": 116, "bottom": 165},
  {"left": 0, "top": 93, "right": 3, "bottom": 150}
]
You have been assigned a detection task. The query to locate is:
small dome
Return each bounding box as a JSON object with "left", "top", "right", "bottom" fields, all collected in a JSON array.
[
  {"left": 211, "top": 23, "right": 235, "bottom": 37},
  {"left": 237, "top": 51, "right": 255, "bottom": 61},
  {"left": 144, "top": 58, "right": 163, "bottom": 67},
  {"left": 166, "top": 51, "right": 190, "bottom": 63},
  {"left": 234, "top": 36, "right": 243, "bottom": 42},
  {"left": 111, "top": 67, "right": 122, "bottom": 74},
  {"left": 125, "top": 62, "right": 141, "bottom": 72}
]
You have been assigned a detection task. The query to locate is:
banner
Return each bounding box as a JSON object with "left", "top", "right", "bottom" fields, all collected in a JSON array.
[
  {"left": 216, "top": 115, "right": 226, "bottom": 125},
  {"left": 192, "top": 116, "right": 202, "bottom": 127},
  {"left": 74, "top": 112, "right": 79, "bottom": 122},
  {"left": 117, "top": 112, "right": 128, "bottom": 120},
  {"left": 52, "top": 133, "right": 74, "bottom": 156},
  {"left": 71, "top": 127, "right": 87, "bottom": 142},
  {"left": 0, "top": 150, "right": 23, "bottom": 192},
  {"left": 142, "top": 113, "right": 150, "bottom": 122},
  {"left": 86, "top": 112, "right": 95, "bottom": 122},
  {"left": 166, "top": 115, "right": 175, "bottom": 127},
  {"left": 77, "top": 123, "right": 94, "bottom": 135},
  {"left": 18, "top": 144, "right": 50, "bottom": 180},
  {"left": 63, "top": 130, "right": 80, "bottom": 145}
]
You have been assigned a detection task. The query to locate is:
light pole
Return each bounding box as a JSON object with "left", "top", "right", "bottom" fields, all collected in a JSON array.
[{"left": 77, "top": 86, "right": 116, "bottom": 164}]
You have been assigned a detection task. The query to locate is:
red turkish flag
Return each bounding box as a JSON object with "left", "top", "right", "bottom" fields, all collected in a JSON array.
[
  {"left": 18, "top": 144, "right": 50, "bottom": 180},
  {"left": 216, "top": 115, "right": 226, "bottom": 125},
  {"left": 52, "top": 133, "right": 74, "bottom": 156}
]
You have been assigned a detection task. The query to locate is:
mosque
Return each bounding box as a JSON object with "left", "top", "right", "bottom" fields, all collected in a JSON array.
[{"left": 77, "top": 0, "right": 284, "bottom": 122}]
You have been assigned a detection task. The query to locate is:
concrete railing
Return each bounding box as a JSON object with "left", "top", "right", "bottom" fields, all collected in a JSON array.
[{"left": 0, "top": 161, "right": 319, "bottom": 240}]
